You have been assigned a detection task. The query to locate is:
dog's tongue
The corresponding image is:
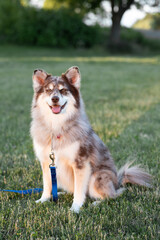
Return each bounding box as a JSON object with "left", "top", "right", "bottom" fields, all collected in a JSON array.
[{"left": 52, "top": 106, "right": 61, "bottom": 114}]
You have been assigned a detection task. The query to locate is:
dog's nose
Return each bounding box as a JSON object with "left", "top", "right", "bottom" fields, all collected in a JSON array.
[{"left": 52, "top": 96, "right": 59, "bottom": 103}]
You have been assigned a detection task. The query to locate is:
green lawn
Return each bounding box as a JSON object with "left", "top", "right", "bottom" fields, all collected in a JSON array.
[{"left": 0, "top": 45, "right": 160, "bottom": 240}]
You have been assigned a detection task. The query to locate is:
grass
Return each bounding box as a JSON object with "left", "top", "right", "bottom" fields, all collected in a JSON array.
[{"left": 0, "top": 45, "right": 160, "bottom": 239}]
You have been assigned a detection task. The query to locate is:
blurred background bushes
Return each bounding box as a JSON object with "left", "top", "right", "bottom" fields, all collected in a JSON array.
[
  {"left": 0, "top": 0, "right": 101, "bottom": 48},
  {"left": 0, "top": 0, "right": 160, "bottom": 52}
]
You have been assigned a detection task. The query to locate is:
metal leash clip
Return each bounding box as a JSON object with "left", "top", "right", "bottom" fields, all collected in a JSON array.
[{"left": 49, "top": 151, "right": 55, "bottom": 166}]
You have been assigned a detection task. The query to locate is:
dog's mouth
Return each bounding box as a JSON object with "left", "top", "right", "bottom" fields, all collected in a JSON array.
[{"left": 49, "top": 102, "right": 67, "bottom": 114}]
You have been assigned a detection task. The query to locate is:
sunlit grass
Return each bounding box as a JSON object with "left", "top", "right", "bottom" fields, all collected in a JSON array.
[
  {"left": 0, "top": 56, "right": 159, "bottom": 64},
  {"left": 0, "top": 45, "right": 159, "bottom": 239}
]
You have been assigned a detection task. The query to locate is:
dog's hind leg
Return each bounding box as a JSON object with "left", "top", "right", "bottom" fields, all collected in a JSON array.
[
  {"left": 91, "top": 187, "right": 125, "bottom": 207},
  {"left": 89, "top": 170, "right": 125, "bottom": 200}
]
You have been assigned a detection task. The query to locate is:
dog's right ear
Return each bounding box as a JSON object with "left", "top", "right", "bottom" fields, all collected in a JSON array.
[{"left": 32, "top": 69, "right": 48, "bottom": 91}]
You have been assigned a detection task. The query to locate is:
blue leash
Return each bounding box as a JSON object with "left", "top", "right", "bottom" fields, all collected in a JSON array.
[
  {"left": 50, "top": 166, "right": 58, "bottom": 202},
  {"left": 49, "top": 151, "right": 58, "bottom": 202},
  {"left": 0, "top": 152, "right": 58, "bottom": 201},
  {"left": 0, "top": 188, "right": 43, "bottom": 195}
]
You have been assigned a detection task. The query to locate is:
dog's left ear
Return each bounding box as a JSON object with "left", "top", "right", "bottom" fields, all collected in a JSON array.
[{"left": 63, "top": 66, "right": 81, "bottom": 89}]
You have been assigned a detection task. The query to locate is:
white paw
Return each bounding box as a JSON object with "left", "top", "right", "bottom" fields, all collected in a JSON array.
[
  {"left": 35, "top": 196, "right": 51, "bottom": 203},
  {"left": 70, "top": 203, "right": 81, "bottom": 213}
]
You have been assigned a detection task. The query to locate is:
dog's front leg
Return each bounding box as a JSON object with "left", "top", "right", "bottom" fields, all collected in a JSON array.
[
  {"left": 70, "top": 162, "right": 91, "bottom": 213},
  {"left": 36, "top": 159, "right": 52, "bottom": 203}
]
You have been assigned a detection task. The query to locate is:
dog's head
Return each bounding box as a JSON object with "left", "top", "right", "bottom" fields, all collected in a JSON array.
[{"left": 32, "top": 66, "right": 81, "bottom": 115}]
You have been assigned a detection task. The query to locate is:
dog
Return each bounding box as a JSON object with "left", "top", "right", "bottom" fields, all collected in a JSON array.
[{"left": 30, "top": 66, "right": 152, "bottom": 213}]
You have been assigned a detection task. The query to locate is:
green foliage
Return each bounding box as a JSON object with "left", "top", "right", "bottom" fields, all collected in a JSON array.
[
  {"left": 43, "top": 0, "right": 69, "bottom": 10},
  {"left": 0, "top": 45, "right": 160, "bottom": 239},
  {"left": 93, "top": 27, "right": 160, "bottom": 53},
  {"left": 0, "top": 0, "right": 21, "bottom": 42},
  {"left": 42, "top": 0, "right": 160, "bottom": 49},
  {"left": 0, "top": 0, "right": 101, "bottom": 48},
  {"left": 0, "top": 0, "right": 159, "bottom": 51},
  {"left": 121, "top": 27, "right": 160, "bottom": 52},
  {"left": 152, "top": 13, "right": 160, "bottom": 30},
  {"left": 43, "top": 0, "right": 102, "bottom": 14}
]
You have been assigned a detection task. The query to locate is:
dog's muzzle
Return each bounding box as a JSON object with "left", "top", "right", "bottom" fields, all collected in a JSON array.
[{"left": 49, "top": 102, "right": 67, "bottom": 114}]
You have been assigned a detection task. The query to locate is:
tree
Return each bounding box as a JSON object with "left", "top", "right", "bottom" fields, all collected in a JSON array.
[
  {"left": 43, "top": 0, "right": 160, "bottom": 46},
  {"left": 109, "top": 0, "right": 160, "bottom": 45},
  {"left": 109, "top": 0, "right": 134, "bottom": 45}
]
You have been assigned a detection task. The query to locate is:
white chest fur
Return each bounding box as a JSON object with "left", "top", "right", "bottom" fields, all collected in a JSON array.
[{"left": 55, "top": 141, "right": 79, "bottom": 165}]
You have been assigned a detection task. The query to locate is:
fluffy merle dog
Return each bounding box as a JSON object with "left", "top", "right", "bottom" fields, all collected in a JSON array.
[{"left": 31, "top": 67, "right": 151, "bottom": 213}]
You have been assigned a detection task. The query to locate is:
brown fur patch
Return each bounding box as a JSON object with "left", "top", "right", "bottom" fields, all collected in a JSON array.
[
  {"left": 75, "top": 158, "right": 84, "bottom": 169},
  {"left": 35, "top": 87, "right": 44, "bottom": 101},
  {"left": 79, "top": 143, "right": 94, "bottom": 158},
  {"left": 75, "top": 142, "right": 93, "bottom": 169}
]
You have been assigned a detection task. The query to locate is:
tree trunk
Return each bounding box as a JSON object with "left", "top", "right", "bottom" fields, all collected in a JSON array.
[
  {"left": 109, "top": 13, "right": 122, "bottom": 45},
  {"left": 109, "top": 0, "right": 135, "bottom": 48}
]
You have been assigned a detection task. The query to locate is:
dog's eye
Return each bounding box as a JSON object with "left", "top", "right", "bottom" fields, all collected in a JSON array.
[
  {"left": 60, "top": 89, "right": 67, "bottom": 95},
  {"left": 46, "top": 89, "right": 52, "bottom": 94}
]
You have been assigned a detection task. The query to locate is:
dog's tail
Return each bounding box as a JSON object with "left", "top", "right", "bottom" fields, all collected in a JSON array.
[{"left": 117, "top": 162, "right": 152, "bottom": 188}]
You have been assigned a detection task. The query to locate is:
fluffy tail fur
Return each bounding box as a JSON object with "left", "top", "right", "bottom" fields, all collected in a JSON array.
[{"left": 118, "top": 162, "right": 152, "bottom": 188}]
